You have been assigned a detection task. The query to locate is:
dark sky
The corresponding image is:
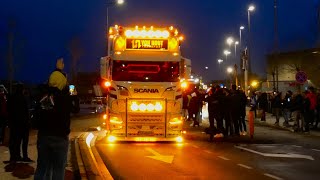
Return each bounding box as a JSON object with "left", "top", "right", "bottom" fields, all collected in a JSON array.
[{"left": 0, "top": 0, "right": 318, "bottom": 83}]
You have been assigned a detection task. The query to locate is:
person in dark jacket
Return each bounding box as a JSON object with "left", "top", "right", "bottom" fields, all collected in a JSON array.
[
  {"left": 188, "top": 90, "right": 200, "bottom": 127},
  {"left": 182, "top": 90, "right": 189, "bottom": 121},
  {"left": 7, "top": 84, "right": 33, "bottom": 162},
  {"left": 238, "top": 90, "right": 247, "bottom": 135},
  {"left": 272, "top": 92, "right": 282, "bottom": 125},
  {"left": 258, "top": 92, "right": 268, "bottom": 121},
  {"left": 282, "top": 90, "right": 293, "bottom": 127},
  {"left": 34, "top": 58, "right": 72, "bottom": 180}
]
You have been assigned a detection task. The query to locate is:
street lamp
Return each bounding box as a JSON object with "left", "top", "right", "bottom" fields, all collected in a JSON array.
[
  {"left": 239, "top": 26, "right": 244, "bottom": 49},
  {"left": 224, "top": 50, "right": 231, "bottom": 61},
  {"left": 106, "top": 0, "right": 125, "bottom": 37},
  {"left": 217, "top": 59, "right": 223, "bottom": 64},
  {"left": 226, "top": 37, "right": 234, "bottom": 48},
  {"left": 227, "top": 67, "right": 233, "bottom": 88},
  {"left": 234, "top": 41, "right": 239, "bottom": 58},
  {"left": 244, "top": 4, "right": 255, "bottom": 95}
]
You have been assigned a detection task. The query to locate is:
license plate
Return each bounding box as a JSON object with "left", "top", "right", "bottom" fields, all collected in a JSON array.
[{"left": 138, "top": 131, "right": 154, "bottom": 136}]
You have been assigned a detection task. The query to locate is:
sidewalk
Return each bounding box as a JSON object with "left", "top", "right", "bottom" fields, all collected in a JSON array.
[
  {"left": 182, "top": 104, "right": 320, "bottom": 141},
  {"left": 0, "top": 130, "right": 82, "bottom": 180}
]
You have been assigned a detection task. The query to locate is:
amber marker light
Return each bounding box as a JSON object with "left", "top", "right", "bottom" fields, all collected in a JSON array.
[{"left": 104, "top": 81, "right": 111, "bottom": 88}]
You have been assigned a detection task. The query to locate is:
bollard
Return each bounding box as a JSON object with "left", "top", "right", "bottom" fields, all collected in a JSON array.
[{"left": 248, "top": 110, "right": 254, "bottom": 139}]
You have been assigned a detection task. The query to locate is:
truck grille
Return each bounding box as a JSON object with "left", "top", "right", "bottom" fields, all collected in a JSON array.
[{"left": 128, "top": 114, "right": 164, "bottom": 123}]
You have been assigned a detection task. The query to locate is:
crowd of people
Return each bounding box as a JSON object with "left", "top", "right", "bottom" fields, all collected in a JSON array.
[
  {"left": 182, "top": 84, "right": 320, "bottom": 137},
  {"left": 182, "top": 84, "right": 247, "bottom": 138},
  {"left": 0, "top": 57, "right": 76, "bottom": 180},
  {"left": 266, "top": 87, "right": 320, "bottom": 133}
]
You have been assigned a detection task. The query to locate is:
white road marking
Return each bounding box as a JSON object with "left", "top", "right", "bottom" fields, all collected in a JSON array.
[
  {"left": 218, "top": 156, "right": 230, "bottom": 161},
  {"left": 145, "top": 148, "right": 174, "bottom": 164},
  {"left": 235, "top": 145, "right": 314, "bottom": 160},
  {"left": 237, "top": 164, "right": 252, "bottom": 169},
  {"left": 312, "top": 149, "right": 320, "bottom": 152},
  {"left": 192, "top": 145, "right": 199, "bottom": 148},
  {"left": 204, "top": 150, "right": 212, "bottom": 154},
  {"left": 291, "top": 145, "right": 302, "bottom": 148},
  {"left": 264, "top": 173, "right": 283, "bottom": 180}
]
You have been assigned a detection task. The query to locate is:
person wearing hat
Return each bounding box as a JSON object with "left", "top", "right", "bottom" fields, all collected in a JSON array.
[{"left": 34, "top": 57, "right": 72, "bottom": 180}]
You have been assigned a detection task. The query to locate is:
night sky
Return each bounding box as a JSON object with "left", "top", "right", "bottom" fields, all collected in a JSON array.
[{"left": 0, "top": 0, "right": 318, "bottom": 84}]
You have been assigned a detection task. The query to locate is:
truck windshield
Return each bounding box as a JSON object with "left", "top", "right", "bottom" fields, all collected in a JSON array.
[{"left": 112, "top": 60, "right": 180, "bottom": 82}]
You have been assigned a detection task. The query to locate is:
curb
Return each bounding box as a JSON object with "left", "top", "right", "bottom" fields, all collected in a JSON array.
[{"left": 75, "top": 132, "right": 113, "bottom": 180}]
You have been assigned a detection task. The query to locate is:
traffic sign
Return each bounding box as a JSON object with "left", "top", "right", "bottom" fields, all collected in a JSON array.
[{"left": 295, "top": 71, "right": 307, "bottom": 84}]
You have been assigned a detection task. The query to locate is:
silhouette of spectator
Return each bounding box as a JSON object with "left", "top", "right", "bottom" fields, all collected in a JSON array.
[
  {"left": 34, "top": 57, "right": 72, "bottom": 180},
  {"left": 7, "top": 84, "right": 33, "bottom": 162},
  {"left": 0, "top": 86, "right": 8, "bottom": 144}
]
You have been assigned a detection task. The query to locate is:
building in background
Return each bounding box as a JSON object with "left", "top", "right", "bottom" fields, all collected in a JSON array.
[{"left": 264, "top": 48, "right": 320, "bottom": 93}]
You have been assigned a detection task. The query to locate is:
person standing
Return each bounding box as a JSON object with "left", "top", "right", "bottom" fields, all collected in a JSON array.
[
  {"left": 0, "top": 87, "right": 8, "bottom": 145},
  {"left": 7, "top": 84, "right": 33, "bottom": 162},
  {"left": 272, "top": 92, "right": 282, "bottom": 125},
  {"left": 34, "top": 58, "right": 72, "bottom": 180},
  {"left": 258, "top": 92, "right": 268, "bottom": 121}
]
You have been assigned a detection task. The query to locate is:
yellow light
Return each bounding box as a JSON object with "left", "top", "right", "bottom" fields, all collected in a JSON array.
[
  {"left": 115, "top": 51, "right": 121, "bottom": 55},
  {"left": 109, "top": 35, "right": 114, "bottom": 39},
  {"left": 251, "top": 80, "right": 258, "bottom": 87},
  {"left": 169, "top": 26, "right": 174, "bottom": 30},
  {"left": 174, "top": 29, "right": 178, "bottom": 36},
  {"left": 150, "top": 26, "right": 154, "bottom": 30},
  {"left": 179, "top": 36, "right": 184, "bottom": 41},
  {"left": 139, "top": 103, "right": 147, "bottom": 111},
  {"left": 109, "top": 28, "right": 113, "bottom": 35},
  {"left": 146, "top": 103, "right": 155, "bottom": 111},
  {"left": 173, "top": 52, "right": 179, "bottom": 56},
  {"left": 135, "top": 25, "right": 139, "bottom": 30},
  {"left": 143, "top": 26, "right": 146, "bottom": 29},
  {"left": 181, "top": 81, "right": 188, "bottom": 89},
  {"left": 115, "top": 37, "right": 125, "bottom": 50},
  {"left": 131, "top": 102, "right": 139, "bottom": 111},
  {"left": 110, "top": 117, "right": 122, "bottom": 124},
  {"left": 169, "top": 38, "right": 178, "bottom": 51},
  {"left": 115, "top": 24, "right": 119, "bottom": 29},
  {"left": 107, "top": 135, "right": 116, "bottom": 143},
  {"left": 182, "top": 130, "right": 187, "bottom": 134},
  {"left": 169, "top": 117, "right": 183, "bottom": 125},
  {"left": 154, "top": 102, "right": 162, "bottom": 111},
  {"left": 104, "top": 81, "right": 111, "bottom": 88},
  {"left": 176, "top": 136, "right": 183, "bottom": 143},
  {"left": 103, "top": 114, "right": 107, "bottom": 120}
]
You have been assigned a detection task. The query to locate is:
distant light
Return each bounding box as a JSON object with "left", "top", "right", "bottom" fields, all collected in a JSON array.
[
  {"left": 205, "top": 66, "right": 209, "bottom": 70},
  {"left": 235, "top": 41, "right": 239, "bottom": 45},
  {"left": 224, "top": 50, "right": 231, "bottom": 55},
  {"left": 117, "top": 0, "right": 124, "bottom": 5},
  {"left": 227, "top": 67, "right": 233, "bottom": 73},
  {"left": 240, "top": 26, "right": 245, "bottom": 30},
  {"left": 226, "top": 37, "right": 234, "bottom": 45},
  {"left": 218, "top": 59, "right": 223, "bottom": 64},
  {"left": 248, "top": 5, "right": 255, "bottom": 11}
]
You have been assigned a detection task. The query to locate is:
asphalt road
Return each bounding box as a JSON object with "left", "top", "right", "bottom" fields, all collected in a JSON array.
[{"left": 95, "top": 124, "right": 320, "bottom": 180}]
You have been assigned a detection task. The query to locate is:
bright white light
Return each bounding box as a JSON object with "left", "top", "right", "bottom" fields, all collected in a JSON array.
[
  {"left": 226, "top": 37, "right": 234, "bottom": 45},
  {"left": 205, "top": 66, "right": 209, "bottom": 70},
  {"left": 235, "top": 41, "right": 239, "bottom": 45},
  {"left": 248, "top": 5, "right": 255, "bottom": 11},
  {"left": 117, "top": 0, "right": 124, "bottom": 5},
  {"left": 240, "top": 26, "right": 245, "bottom": 30},
  {"left": 86, "top": 133, "right": 94, "bottom": 146},
  {"left": 227, "top": 67, "right": 233, "bottom": 73},
  {"left": 218, "top": 59, "right": 223, "bottom": 64},
  {"left": 224, "top": 50, "right": 231, "bottom": 55}
]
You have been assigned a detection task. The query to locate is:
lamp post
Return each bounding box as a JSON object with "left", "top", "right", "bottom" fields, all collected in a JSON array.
[
  {"left": 218, "top": 59, "right": 224, "bottom": 78},
  {"left": 227, "top": 67, "right": 233, "bottom": 88},
  {"left": 106, "top": 0, "right": 124, "bottom": 54},
  {"left": 234, "top": 41, "right": 239, "bottom": 58},
  {"left": 244, "top": 4, "right": 255, "bottom": 95},
  {"left": 239, "top": 26, "right": 245, "bottom": 49},
  {"left": 224, "top": 50, "right": 231, "bottom": 61}
]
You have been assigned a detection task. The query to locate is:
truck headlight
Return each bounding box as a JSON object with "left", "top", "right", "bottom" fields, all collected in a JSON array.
[
  {"left": 169, "top": 117, "right": 183, "bottom": 125},
  {"left": 110, "top": 116, "right": 122, "bottom": 124}
]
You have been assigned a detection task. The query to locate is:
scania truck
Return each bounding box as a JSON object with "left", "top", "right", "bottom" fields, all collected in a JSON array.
[{"left": 100, "top": 25, "right": 188, "bottom": 142}]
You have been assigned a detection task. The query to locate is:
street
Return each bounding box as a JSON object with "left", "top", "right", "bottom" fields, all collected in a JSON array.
[{"left": 94, "top": 121, "right": 320, "bottom": 180}]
